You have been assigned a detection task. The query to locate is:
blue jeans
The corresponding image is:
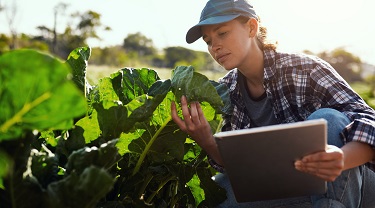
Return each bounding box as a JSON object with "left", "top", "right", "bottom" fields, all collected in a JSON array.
[{"left": 214, "top": 108, "right": 375, "bottom": 208}]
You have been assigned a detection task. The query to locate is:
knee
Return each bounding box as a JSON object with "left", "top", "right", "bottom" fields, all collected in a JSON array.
[
  {"left": 308, "top": 108, "right": 346, "bottom": 123},
  {"left": 307, "top": 108, "right": 350, "bottom": 147}
]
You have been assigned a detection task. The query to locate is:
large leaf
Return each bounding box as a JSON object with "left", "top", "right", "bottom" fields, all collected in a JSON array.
[
  {"left": 112, "top": 68, "right": 160, "bottom": 105},
  {"left": 171, "top": 65, "right": 224, "bottom": 112},
  {"left": 0, "top": 50, "right": 87, "bottom": 141},
  {"left": 65, "top": 139, "right": 121, "bottom": 175},
  {"left": 46, "top": 166, "right": 114, "bottom": 208},
  {"left": 66, "top": 46, "right": 92, "bottom": 95}
]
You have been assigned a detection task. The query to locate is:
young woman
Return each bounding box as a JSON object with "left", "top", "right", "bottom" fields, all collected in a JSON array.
[{"left": 171, "top": 0, "right": 375, "bottom": 207}]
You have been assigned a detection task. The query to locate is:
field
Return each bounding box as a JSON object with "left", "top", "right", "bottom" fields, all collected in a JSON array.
[
  {"left": 86, "top": 65, "right": 375, "bottom": 108},
  {"left": 86, "top": 65, "right": 228, "bottom": 85}
]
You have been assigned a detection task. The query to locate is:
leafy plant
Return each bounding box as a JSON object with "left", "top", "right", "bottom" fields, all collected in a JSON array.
[{"left": 0, "top": 47, "right": 231, "bottom": 207}]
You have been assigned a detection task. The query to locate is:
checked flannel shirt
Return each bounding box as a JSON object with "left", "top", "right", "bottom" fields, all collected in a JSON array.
[{"left": 209, "top": 49, "right": 375, "bottom": 173}]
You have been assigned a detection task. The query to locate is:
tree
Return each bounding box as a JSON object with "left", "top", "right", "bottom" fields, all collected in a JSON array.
[
  {"left": 4, "top": 0, "right": 19, "bottom": 49},
  {"left": 164, "top": 46, "right": 196, "bottom": 68},
  {"left": 52, "top": 2, "right": 69, "bottom": 53},
  {"left": 52, "top": 9, "right": 110, "bottom": 58},
  {"left": 0, "top": 34, "right": 11, "bottom": 54},
  {"left": 123, "top": 32, "right": 156, "bottom": 56},
  {"left": 0, "top": 0, "right": 4, "bottom": 12},
  {"left": 318, "top": 48, "right": 363, "bottom": 83},
  {"left": 72, "top": 10, "right": 111, "bottom": 42}
]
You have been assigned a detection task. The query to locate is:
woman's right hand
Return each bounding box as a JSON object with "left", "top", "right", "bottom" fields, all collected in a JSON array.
[
  {"left": 171, "top": 96, "right": 212, "bottom": 143},
  {"left": 171, "top": 95, "right": 223, "bottom": 165}
]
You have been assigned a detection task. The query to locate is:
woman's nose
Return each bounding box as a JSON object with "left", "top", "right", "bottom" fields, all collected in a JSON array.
[{"left": 211, "top": 39, "right": 221, "bottom": 52}]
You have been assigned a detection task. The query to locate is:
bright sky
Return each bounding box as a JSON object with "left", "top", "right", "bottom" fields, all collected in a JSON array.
[{"left": 1, "top": 0, "right": 374, "bottom": 65}]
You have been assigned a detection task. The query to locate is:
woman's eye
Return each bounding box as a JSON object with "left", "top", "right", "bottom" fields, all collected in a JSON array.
[{"left": 218, "top": 31, "right": 227, "bottom": 36}]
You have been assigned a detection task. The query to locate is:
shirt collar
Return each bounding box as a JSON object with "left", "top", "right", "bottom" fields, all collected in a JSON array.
[
  {"left": 221, "top": 50, "right": 277, "bottom": 94},
  {"left": 263, "top": 50, "right": 277, "bottom": 81}
]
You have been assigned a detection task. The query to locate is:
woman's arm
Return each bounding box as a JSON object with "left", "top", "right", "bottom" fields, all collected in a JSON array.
[
  {"left": 295, "top": 141, "right": 375, "bottom": 181},
  {"left": 342, "top": 141, "right": 375, "bottom": 170}
]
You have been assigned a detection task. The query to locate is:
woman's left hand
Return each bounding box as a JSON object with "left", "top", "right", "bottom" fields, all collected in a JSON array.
[{"left": 294, "top": 145, "right": 344, "bottom": 181}]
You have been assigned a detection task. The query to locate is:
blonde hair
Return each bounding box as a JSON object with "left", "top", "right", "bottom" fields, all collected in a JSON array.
[{"left": 236, "top": 16, "right": 277, "bottom": 51}]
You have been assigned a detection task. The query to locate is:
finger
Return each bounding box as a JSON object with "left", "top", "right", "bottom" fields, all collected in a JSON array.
[
  {"left": 180, "top": 96, "right": 196, "bottom": 130},
  {"left": 295, "top": 160, "right": 342, "bottom": 181},
  {"left": 301, "top": 159, "right": 343, "bottom": 170},
  {"left": 171, "top": 101, "right": 187, "bottom": 131},
  {"left": 302, "top": 151, "right": 343, "bottom": 163},
  {"left": 189, "top": 102, "right": 201, "bottom": 124},
  {"left": 301, "top": 167, "right": 341, "bottom": 182},
  {"left": 299, "top": 163, "right": 341, "bottom": 174},
  {"left": 196, "top": 102, "right": 209, "bottom": 125}
]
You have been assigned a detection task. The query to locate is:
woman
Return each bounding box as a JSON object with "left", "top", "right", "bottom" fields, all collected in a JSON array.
[{"left": 171, "top": 0, "right": 375, "bottom": 207}]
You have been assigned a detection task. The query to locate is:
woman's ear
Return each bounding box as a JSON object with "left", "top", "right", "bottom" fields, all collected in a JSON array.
[{"left": 248, "top": 18, "right": 258, "bottom": 38}]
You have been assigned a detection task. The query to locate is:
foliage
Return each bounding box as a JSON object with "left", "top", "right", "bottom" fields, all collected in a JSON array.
[
  {"left": 89, "top": 46, "right": 129, "bottom": 67},
  {"left": 318, "top": 48, "right": 363, "bottom": 83},
  {"left": 164, "top": 46, "right": 197, "bottom": 68},
  {"left": 123, "top": 32, "right": 156, "bottom": 57},
  {"left": 0, "top": 47, "right": 231, "bottom": 207},
  {"left": 351, "top": 82, "right": 375, "bottom": 109}
]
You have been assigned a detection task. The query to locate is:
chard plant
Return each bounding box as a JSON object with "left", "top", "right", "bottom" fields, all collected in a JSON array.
[{"left": 0, "top": 47, "right": 232, "bottom": 208}]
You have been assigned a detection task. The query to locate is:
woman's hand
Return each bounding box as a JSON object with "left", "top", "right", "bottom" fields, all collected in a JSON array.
[
  {"left": 171, "top": 96, "right": 213, "bottom": 146},
  {"left": 294, "top": 145, "right": 344, "bottom": 182},
  {"left": 171, "top": 95, "right": 224, "bottom": 165}
]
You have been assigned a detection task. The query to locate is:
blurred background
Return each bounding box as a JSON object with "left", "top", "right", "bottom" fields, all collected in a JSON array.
[{"left": 0, "top": 0, "right": 374, "bottom": 107}]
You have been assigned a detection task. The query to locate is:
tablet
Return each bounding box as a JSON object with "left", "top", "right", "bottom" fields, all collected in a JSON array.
[{"left": 213, "top": 119, "right": 327, "bottom": 202}]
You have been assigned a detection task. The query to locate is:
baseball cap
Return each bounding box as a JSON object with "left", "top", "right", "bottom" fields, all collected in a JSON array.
[{"left": 186, "top": 0, "right": 258, "bottom": 44}]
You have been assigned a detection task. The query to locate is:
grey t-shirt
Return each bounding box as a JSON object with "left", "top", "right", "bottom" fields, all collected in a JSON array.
[{"left": 238, "top": 72, "right": 278, "bottom": 127}]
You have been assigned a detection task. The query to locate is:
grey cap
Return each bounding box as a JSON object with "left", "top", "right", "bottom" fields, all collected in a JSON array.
[{"left": 186, "top": 0, "right": 258, "bottom": 44}]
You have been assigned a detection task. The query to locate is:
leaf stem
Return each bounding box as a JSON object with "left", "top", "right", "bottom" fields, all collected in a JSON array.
[
  {"left": 145, "top": 174, "right": 176, "bottom": 204},
  {"left": 215, "top": 119, "right": 223, "bottom": 134},
  {"left": 132, "top": 115, "right": 172, "bottom": 176},
  {"left": 0, "top": 92, "right": 52, "bottom": 132}
]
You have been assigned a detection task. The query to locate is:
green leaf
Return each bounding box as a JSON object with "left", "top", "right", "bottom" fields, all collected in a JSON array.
[
  {"left": 117, "top": 129, "right": 146, "bottom": 156},
  {"left": 65, "top": 139, "right": 121, "bottom": 175},
  {"left": 0, "top": 150, "right": 11, "bottom": 189},
  {"left": 46, "top": 166, "right": 114, "bottom": 208},
  {"left": 0, "top": 50, "right": 87, "bottom": 141},
  {"left": 210, "top": 80, "right": 233, "bottom": 115},
  {"left": 96, "top": 76, "right": 120, "bottom": 109},
  {"left": 75, "top": 110, "right": 101, "bottom": 144},
  {"left": 171, "top": 65, "right": 224, "bottom": 112},
  {"left": 187, "top": 174, "right": 205, "bottom": 205},
  {"left": 66, "top": 46, "right": 92, "bottom": 95},
  {"left": 94, "top": 102, "right": 130, "bottom": 139},
  {"left": 92, "top": 84, "right": 172, "bottom": 141},
  {"left": 112, "top": 68, "right": 160, "bottom": 105},
  {"left": 39, "top": 130, "right": 59, "bottom": 147},
  {"left": 30, "top": 147, "right": 59, "bottom": 188},
  {"left": 197, "top": 167, "right": 227, "bottom": 207}
]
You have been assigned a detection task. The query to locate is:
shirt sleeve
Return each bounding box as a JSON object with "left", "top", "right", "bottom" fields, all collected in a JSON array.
[
  {"left": 310, "top": 61, "right": 375, "bottom": 148},
  {"left": 208, "top": 156, "right": 225, "bottom": 173}
]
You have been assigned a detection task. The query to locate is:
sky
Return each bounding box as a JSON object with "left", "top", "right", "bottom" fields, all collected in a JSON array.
[{"left": 0, "top": 0, "right": 374, "bottom": 65}]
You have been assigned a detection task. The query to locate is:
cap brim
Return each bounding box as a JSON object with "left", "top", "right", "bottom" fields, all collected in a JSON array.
[{"left": 186, "top": 14, "right": 240, "bottom": 44}]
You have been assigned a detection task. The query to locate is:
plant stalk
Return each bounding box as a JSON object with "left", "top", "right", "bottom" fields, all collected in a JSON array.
[{"left": 132, "top": 115, "right": 172, "bottom": 176}]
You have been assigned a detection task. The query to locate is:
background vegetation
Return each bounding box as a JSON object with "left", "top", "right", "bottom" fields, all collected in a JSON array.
[
  {"left": 0, "top": 2, "right": 374, "bottom": 207},
  {"left": 0, "top": 3, "right": 374, "bottom": 106}
]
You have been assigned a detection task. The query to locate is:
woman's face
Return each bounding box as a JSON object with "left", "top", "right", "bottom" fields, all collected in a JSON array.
[{"left": 201, "top": 18, "right": 255, "bottom": 71}]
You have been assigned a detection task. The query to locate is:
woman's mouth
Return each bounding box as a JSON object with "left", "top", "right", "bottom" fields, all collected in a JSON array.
[{"left": 216, "top": 53, "right": 229, "bottom": 64}]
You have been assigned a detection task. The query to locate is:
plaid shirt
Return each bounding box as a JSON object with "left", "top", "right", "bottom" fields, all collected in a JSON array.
[{"left": 209, "top": 50, "right": 375, "bottom": 173}]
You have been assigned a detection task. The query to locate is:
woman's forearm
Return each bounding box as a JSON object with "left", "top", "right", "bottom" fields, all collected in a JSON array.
[
  {"left": 342, "top": 141, "right": 375, "bottom": 170},
  {"left": 199, "top": 135, "right": 224, "bottom": 166}
]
